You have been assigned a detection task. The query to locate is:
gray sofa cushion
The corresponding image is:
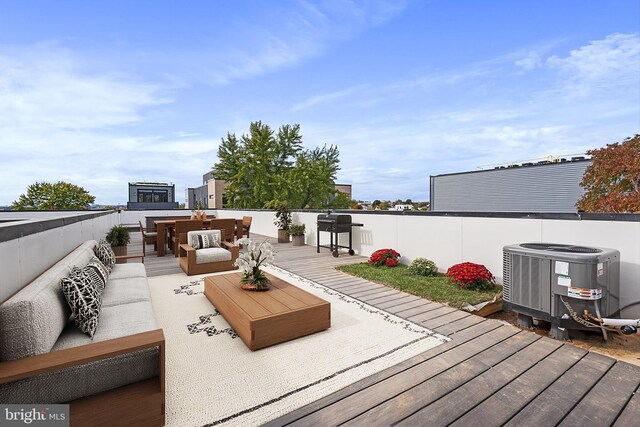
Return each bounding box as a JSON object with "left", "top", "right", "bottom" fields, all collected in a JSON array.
[
  {"left": 108, "top": 263, "right": 147, "bottom": 281},
  {"left": 0, "top": 241, "right": 97, "bottom": 362},
  {"left": 0, "top": 348, "right": 159, "bottom": 404},
  {"left": 52, "top": 301, "right": 159, "bottom": 351},
  {"left": 101, "top": 277, "right": 152, "bottom": 308}
]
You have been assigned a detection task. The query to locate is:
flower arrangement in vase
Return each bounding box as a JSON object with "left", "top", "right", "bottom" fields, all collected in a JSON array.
[{"left": 234, "top": 238, "right": 276, "bottom": 291}]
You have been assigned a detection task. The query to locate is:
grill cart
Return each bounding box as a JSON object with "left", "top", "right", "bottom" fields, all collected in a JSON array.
[{"left": 316, "top": 213, "right": 363, "bottom": 257}]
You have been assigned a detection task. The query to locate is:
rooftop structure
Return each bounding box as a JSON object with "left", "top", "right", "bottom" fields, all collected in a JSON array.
[
  {"left": 127, "top": 182, "right": 179, "bottom": 210},
  {"left": 430, "top": 157, "right": 591, "bottom": 213}
]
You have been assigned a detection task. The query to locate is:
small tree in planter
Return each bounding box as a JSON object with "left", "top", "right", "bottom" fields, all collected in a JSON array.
[
  {"left": 106, "top": 225, "right": 130, "bottom": 261},
  {"left": 273, "top": 203, "right": 292, "bottom": 243},
  {"left": 287, "top": 224, "right": 306, "bottom": 246}
]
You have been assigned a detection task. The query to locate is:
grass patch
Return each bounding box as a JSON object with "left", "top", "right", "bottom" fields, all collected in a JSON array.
[{"left": 336, "top": 263, "right": 502, "bottom": 307}]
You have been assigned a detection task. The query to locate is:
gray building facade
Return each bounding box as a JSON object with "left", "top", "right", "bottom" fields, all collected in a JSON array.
[
  {"left": 127, "top": 182, "right": 179, "bottom": 210},
  {"left": 430, "top": 159, "right": 591, "bottom": 213}
]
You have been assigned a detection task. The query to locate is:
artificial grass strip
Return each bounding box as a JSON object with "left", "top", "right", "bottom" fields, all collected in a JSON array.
[{"left": 336, "top": 263, "right": 501, "bottom": 307}]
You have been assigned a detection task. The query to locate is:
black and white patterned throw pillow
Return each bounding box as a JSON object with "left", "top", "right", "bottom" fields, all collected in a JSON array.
[
  {"left": 189, "top": 234, "right": 200, "bottom": 249},
  {"left": 85, "top": 256, "right": 108, "bottom": 292},
  {"left": 60, "top": 266, "right": 103, "bottom": 337},
  {"left": 198, "top": 233, "right": 220, "bottom": 249},
  {"left": 94, "top": 239, "right": 116, "bottom": 272}
]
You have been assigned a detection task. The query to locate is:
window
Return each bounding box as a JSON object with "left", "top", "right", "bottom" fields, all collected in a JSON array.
[{"left": 137, "top": 189, "right": 168, "bottom": 203}]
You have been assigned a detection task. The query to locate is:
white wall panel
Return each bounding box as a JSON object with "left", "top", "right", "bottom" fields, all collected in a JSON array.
[
  {"left": 396, "top": 216, "right": 463, "bottom": 272},
  {"left": 461, "top": 218, "right": 542, "bottom": 280},
  {"left": 18, "top": 228, "right": 65, "bottom": 287},
  {"left": 0, "top": 240, "right": 21, "bottom": 302},
  {"left": 0, "top": 212, "right": 119, "bottom": 301},
  {"left": 62, "top": 222, "right": 83, "bottom": 255}
]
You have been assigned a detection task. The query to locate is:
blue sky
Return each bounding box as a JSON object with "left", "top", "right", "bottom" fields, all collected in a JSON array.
[{"left": 0, "top": 0, "right": 639, "bottom": 205}]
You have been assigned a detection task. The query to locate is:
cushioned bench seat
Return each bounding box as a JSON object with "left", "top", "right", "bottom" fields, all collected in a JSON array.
[
  {"left": 102, "top": 276, "right": 152, "bottom": 307},
  {"left": 0, "top": 240, "right": 163, "bottom": 412}
]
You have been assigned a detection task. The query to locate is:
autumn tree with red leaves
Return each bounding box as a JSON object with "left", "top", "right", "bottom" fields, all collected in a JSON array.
[{"left": 577, "top": 135, "right": 640, "bottom": 213}]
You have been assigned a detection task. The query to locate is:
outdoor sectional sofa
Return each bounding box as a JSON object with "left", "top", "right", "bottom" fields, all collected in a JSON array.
[{"left": 0, "top": 240, "right": 165, "bottom": 426}]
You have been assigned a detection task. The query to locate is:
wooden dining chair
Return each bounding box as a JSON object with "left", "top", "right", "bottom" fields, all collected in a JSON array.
[
  {"left": 172, "top": 220, "right": 204, "bottom": 257},
  {"left": 242, "top": 216, "right": 252, "bottom": 238},
  {"left": 139, "top": 221, "right": 158, "bottom": 256}
]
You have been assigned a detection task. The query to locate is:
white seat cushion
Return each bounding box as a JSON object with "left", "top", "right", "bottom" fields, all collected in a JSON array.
[{"left": 195, "top": 247, "right": 232, "bottom": 264}]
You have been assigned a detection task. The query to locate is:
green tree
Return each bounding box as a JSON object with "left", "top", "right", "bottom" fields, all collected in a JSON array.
[
  {"left": 379, "top": 201, "right": 391, "bottom": 210},
  {"left": 372, "top": 199, "right": 381, "bottom": 209},
  {"left": 12, "top": 181, "right": 95, "bottom": 210},
  {"left": 577, "top": 135, "right": 640, "bottom": 213},
  {"left": 285, "top": 145, "right": 341, "bottom": 208},
  {"left": 213, "top": 121, "right": 340, "bottom": 209},
  {"left": 330, "top": 190, "right": 351, "bottom": 209}
]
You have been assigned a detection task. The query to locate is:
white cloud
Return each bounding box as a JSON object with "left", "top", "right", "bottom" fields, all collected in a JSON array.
[
  {"left": 0, "top": 43, "right": 169, "bottom": 132},
  {"left": 546, "top": 33, "right": 640, "bottom": 95},
  {"left": 161, "top": 1, "right": 409, "bottom": 87},
  {"left": 515, "top": 53, "right": 543, "bottom": 70}
]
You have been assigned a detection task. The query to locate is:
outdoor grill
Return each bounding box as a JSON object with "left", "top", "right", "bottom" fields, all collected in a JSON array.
[{"left": 316, "top": 213, "right": 363, "bottom": 257}]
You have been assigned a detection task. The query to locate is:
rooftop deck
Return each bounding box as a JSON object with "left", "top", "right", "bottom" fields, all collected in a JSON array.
[{"left": 132, "top": 232, "right": 640, "bottom": 426}]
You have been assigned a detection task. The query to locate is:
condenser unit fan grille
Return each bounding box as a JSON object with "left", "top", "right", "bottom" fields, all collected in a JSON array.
[{"left": 520, "top": 243, "right": 601, "bottom": 253}]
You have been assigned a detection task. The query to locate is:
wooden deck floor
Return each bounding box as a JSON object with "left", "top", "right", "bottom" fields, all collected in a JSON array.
[{"left": 131, "top": 232, "right": 640, "bottom": 426}]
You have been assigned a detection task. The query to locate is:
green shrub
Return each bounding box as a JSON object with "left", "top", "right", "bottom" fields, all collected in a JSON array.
[
  {"left": 408, "top": 258, "right": 437, "bottom": 276},
  {"left": 106, "top": 225, "right": 130, "bottom": 247},
  {"left": 287, "top": 224, "right": 305, "bottom": 236}
]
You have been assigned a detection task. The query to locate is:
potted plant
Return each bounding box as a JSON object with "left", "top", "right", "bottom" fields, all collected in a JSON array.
[
  {"left": 106, "top": 225, "right": 130, "bottom": 260},
  {"left": 287, "top": 224, "right": 306, "bottom": 246},
  {"left": 273, "top": 204, "right": 292, "bottom": 243}
]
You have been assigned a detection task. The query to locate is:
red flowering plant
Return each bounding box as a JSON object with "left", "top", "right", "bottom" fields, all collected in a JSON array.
[
  {"left": 368, "top": 248, "right": 401, "bottom": 267},
  {"left": 446, "top": 262, "right": 496, "bottom": 291}
]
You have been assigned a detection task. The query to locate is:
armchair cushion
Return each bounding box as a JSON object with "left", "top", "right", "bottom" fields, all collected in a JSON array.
[{"left": 195, "top": 248, "right": 232, "bottom": 264}]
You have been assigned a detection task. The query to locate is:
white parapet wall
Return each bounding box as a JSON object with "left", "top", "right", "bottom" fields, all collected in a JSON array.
[
  {"left": 0, "top": 211, "right": 119, "bottom": 302},
  {"left": 2, "top": 209, "right": 639, "bottom": 317}
]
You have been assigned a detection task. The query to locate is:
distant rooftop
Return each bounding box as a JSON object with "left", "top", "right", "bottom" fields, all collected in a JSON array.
[{"left": 129, "top": 182, "right": 173, "bottom": 186}]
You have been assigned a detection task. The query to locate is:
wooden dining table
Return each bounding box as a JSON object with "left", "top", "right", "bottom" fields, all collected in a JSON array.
[{"left": 153, "top": 218, "right": 243, "bottom": 256}]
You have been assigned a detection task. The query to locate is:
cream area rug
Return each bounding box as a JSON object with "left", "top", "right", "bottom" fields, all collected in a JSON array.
[{"left": 148, "top": 265, "right": 448, "bottom": 427}]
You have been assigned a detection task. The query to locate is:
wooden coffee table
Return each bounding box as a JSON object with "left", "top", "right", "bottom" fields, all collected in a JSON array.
[{"left": 204, "top": 272, "right": 331, "bottom": 350}]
